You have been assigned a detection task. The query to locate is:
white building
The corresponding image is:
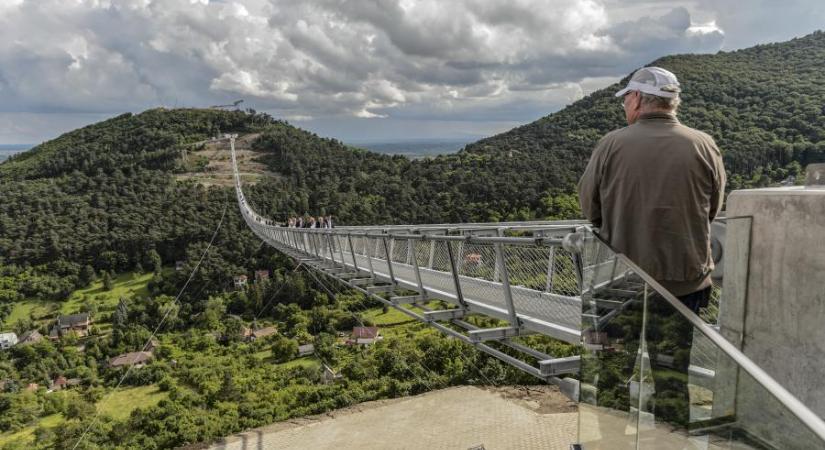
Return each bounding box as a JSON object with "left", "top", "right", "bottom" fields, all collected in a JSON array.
[{"left": 0, "top": 333, "right": 18, "bottom": 349}]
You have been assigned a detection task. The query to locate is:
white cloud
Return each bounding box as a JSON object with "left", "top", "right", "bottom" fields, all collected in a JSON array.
[{"left": 0, "top": 0, "right": 818, "bottom": 142}]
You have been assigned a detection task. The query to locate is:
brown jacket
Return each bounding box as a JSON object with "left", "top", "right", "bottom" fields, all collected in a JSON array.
[{"left": 578, "top": 112, "right": 726, "bottom": 296}]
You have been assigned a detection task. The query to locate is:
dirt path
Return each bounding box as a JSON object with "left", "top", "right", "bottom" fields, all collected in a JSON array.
[
  {"left": 176, "top": 133, "right": 279, "bottom": 187},
  {"left": 202, "top": 385, "right": 577, "bottom": 450}
]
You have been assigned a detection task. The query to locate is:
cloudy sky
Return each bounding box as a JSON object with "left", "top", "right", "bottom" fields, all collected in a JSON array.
[{"left": 0, "top": 0, "right": 823, "bottom": 144}]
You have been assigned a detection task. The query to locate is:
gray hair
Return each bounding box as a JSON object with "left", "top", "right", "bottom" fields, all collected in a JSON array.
[{"left": 640, "top": 90, "right": 681, "bottom": 112}]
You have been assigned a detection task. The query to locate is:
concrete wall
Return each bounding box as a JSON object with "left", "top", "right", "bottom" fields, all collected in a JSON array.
[{"left": 722, "top": 185, "right": 825, "bottom": 445}]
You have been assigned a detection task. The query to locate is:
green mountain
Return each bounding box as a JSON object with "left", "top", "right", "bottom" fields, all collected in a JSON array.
[
  {"left": 462, "top": 29, "right": 825, "bottom": 190},
  {"left": 245, "top": 30, "right": 825, "bottom": 226}
]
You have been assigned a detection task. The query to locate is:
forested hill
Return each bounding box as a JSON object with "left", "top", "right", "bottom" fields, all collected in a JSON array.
[
  {"left": 3, "top": 29, "right": 825, "bottom": 278},
  {"left": 462, "top": 30, "right": 825, "bottom": 191},
  {"left": 245, "top": 30, "right": 825, "bottom": 226}
]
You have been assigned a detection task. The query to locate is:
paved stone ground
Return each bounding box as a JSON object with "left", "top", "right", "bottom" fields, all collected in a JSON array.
[{"left": 207, "top": 386, "right": 577, "bottom": 450}]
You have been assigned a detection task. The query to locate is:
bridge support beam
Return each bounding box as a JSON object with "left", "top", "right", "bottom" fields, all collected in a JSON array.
[
  {"left": 390, "top": 295, "right": 425, "bottom": 305},
  {"left": 539, "top": 356, "right": 581, "bottom": 376},
  {"left": 468, "top": 326, "right": 526, "bottom": 343},
  {"left": 424, "top": 309, "right": 466, "bottom": 322}
]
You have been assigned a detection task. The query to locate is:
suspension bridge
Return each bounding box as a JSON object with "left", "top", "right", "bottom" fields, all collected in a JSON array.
[{"left": 225, "top": 134, "right": 825, "bottom": 449}]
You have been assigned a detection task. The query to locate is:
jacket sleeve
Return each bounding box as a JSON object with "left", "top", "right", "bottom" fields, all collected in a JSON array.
[
  {"left": 578, "top": 137, "right": 608, "bottom": 227},
  {"left": 708, "top": 141, "right": 726, "bottom": 221}
]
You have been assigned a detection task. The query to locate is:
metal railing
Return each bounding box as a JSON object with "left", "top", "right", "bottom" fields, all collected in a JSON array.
[{"left": 228, "top": 134, "right": 584, "bottom": 385}]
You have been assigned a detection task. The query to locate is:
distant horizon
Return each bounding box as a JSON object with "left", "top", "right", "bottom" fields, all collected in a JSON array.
[{"left": 343, "top": 136, "right": 483, "bottom": 145}]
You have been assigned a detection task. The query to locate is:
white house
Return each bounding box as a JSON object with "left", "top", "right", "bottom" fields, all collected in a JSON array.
[{"left": 0, "top": 333, "right": 18, "bottom": 349}]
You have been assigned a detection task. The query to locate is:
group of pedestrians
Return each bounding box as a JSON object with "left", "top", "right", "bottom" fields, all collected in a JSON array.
[{"left": 287, "top": 215, "right": 334, "bottom": 229}]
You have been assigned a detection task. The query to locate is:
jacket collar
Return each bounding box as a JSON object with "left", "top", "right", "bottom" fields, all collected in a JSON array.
[{"left": 638, "top": 111, "right": 678, "bottom": 123}]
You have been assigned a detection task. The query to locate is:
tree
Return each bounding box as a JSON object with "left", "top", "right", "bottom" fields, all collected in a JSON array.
[
  {"left": 101, "top": 271, "right": 113, "bottom": 291},
  {"left": 314, "top": 333, "right": 337, "bottom": 365},
  {"left": 271, "top": 336, "right": 298, "bottom": 363},
  {"left": 112, "top": 297, "right": 128, "bottom": 346},
  {"left": 114, "top": 297, "right": 128, "bottom": 329},
  {"left": 79, "top": 265, "right": 96, "bottom": 287},
  {"left": 217, "top": 370, "right": 238, "bottom": 401},
  {"left": 201, "top": 296, "right": 226, "bottom": 330},
  {"left": 12, "top": 318, "right": 33, "bottom": 336},
  {"left": 224, "top": 316, "right": 246, "bottom": 342},
  {"left": 65, "top": 398, "right": 96, "bottom": 420},
  {"left": 146, "top": 249, "right": 162, "bottom": 275}
]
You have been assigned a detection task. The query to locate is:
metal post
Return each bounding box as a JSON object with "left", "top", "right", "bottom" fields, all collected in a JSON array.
[
  {"left": 336, "top": 235, "right": 346, "bottom": 266},
  {"left": 495, "top": 242, "right": 519, "bottom": 326},
  {"left": 410, "top": 239, "right": 428, "bottom": 301},
  {"left": 608, "top": 257, "right": 619, "bottom": 287},
  {"left": 446, "top": 241, "right": 468, "bottom": 309},
  {"left": 456, "top": 238, "right": 465, "bottom": 275},
  {"left": 347, "top": 234, "right": 360, "bottom": 272},
  {"left": 545, "top": 246, "right": 556, "bottom": 292},
  {"left": 493, "top": 228, "right": 502, "bottom": 282},
  {"left": 382, "top": 236, "right": 397, "bottom": 285},
  {"left": 326, "top": 233, "right": 337, "bottom": 266},
  {"left": 427, "top": 240, "right": 436, "bottom": 269},
  {"left": 405, "top": 234, "right": 413, "bottom": 265},
  {"left": 365, "top": 237, "right": 376, "bottom": 278},
  {"left": 306, "top": 232, "right": 315, "bottom": 256}
]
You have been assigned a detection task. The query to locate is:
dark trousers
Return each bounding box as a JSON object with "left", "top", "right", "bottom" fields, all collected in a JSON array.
[{"left": 646, "top": 286, "right": 712, "bottom": 427}]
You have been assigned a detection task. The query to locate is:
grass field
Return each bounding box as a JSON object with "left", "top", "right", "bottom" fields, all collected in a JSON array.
[
  {"left": 97, "top": 385, "right": 168, "bottom": 421},
  {"left": 2, "top": 271, "right": 154, "bottom": 331},
  {"left": 4, "top": 299, "right": 56, "bottom": 325},
  {"left": 0, "top": 385, "right": 168, "bottom": 446},
  {"left": 360, "top": 302, "right": 442, "bottom": 339},
  {"left": 60, "top": 272, "right": 153, "bottom": 315},
  {"left": 0, "top": 413, "right": 63, "bottom": 447},
  {"left": 278, "top": 356, "right": 321, "bottom": 370}
]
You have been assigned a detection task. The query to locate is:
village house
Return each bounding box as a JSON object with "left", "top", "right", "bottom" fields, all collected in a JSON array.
[
  {"left": 49, "top": 313, "right": 92, "bottom": 340},
  {"left": 254, "top": 270, "right": 269, "bottom": 283},
  {"left": 17, "top": 330, "right": 43, "bottom": 346},
  {"left": 50, "top": 376, "right": 81, "bottom": 391},
  {"left": 246, "top": 326, "right": 277, "bottom": 342},
  {"left": 0, "top": 332, "right": 18, "bottom": 349},
  {"left": 297, "top": 343, "right": 315, "bottom": 357},
  {"left": 349, "top": 327, "right": 382, "bottom": 345},
  {"left": 233, "top": 274, "right": 248, "bottom": 288},
  {"left": 108, "top": 351, "right": 153, "bottom": 369}
]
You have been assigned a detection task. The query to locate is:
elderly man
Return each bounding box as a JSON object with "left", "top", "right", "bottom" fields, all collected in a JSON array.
[
  {"left": 578, "top": 66, "right": 726, "bottom": 311},
  {"left": 578, "top": 67, "right": 726, "bottom": 428}
]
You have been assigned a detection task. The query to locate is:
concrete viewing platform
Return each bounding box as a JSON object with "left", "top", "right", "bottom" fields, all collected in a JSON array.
[{"left": 207, "top": 386, "right": 577, "bottom": 450}]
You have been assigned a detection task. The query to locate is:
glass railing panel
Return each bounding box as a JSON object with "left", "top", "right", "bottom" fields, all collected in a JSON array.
[
  {"left": 578, "top": 228, "right": 825, "bottom": 450},
  {"left": 578, "top": 231, "right": 644, "bottom": 449},
  {"left": 637, "top": 270, "right": 824, "bottom": 449}
]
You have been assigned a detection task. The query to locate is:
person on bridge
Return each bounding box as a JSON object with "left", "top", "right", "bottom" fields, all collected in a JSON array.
[{"left": 577, "top": 66, "right": 726, "bottom": 427}]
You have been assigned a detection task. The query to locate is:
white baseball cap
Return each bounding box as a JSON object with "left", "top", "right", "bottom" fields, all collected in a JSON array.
[{"left": 615, "top": 66, "right": 681, "bottom": 99}]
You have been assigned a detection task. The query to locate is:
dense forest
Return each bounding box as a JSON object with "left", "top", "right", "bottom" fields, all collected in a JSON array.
[{"left": 0, "top": 30, "right": 824, "bottom": 449}]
